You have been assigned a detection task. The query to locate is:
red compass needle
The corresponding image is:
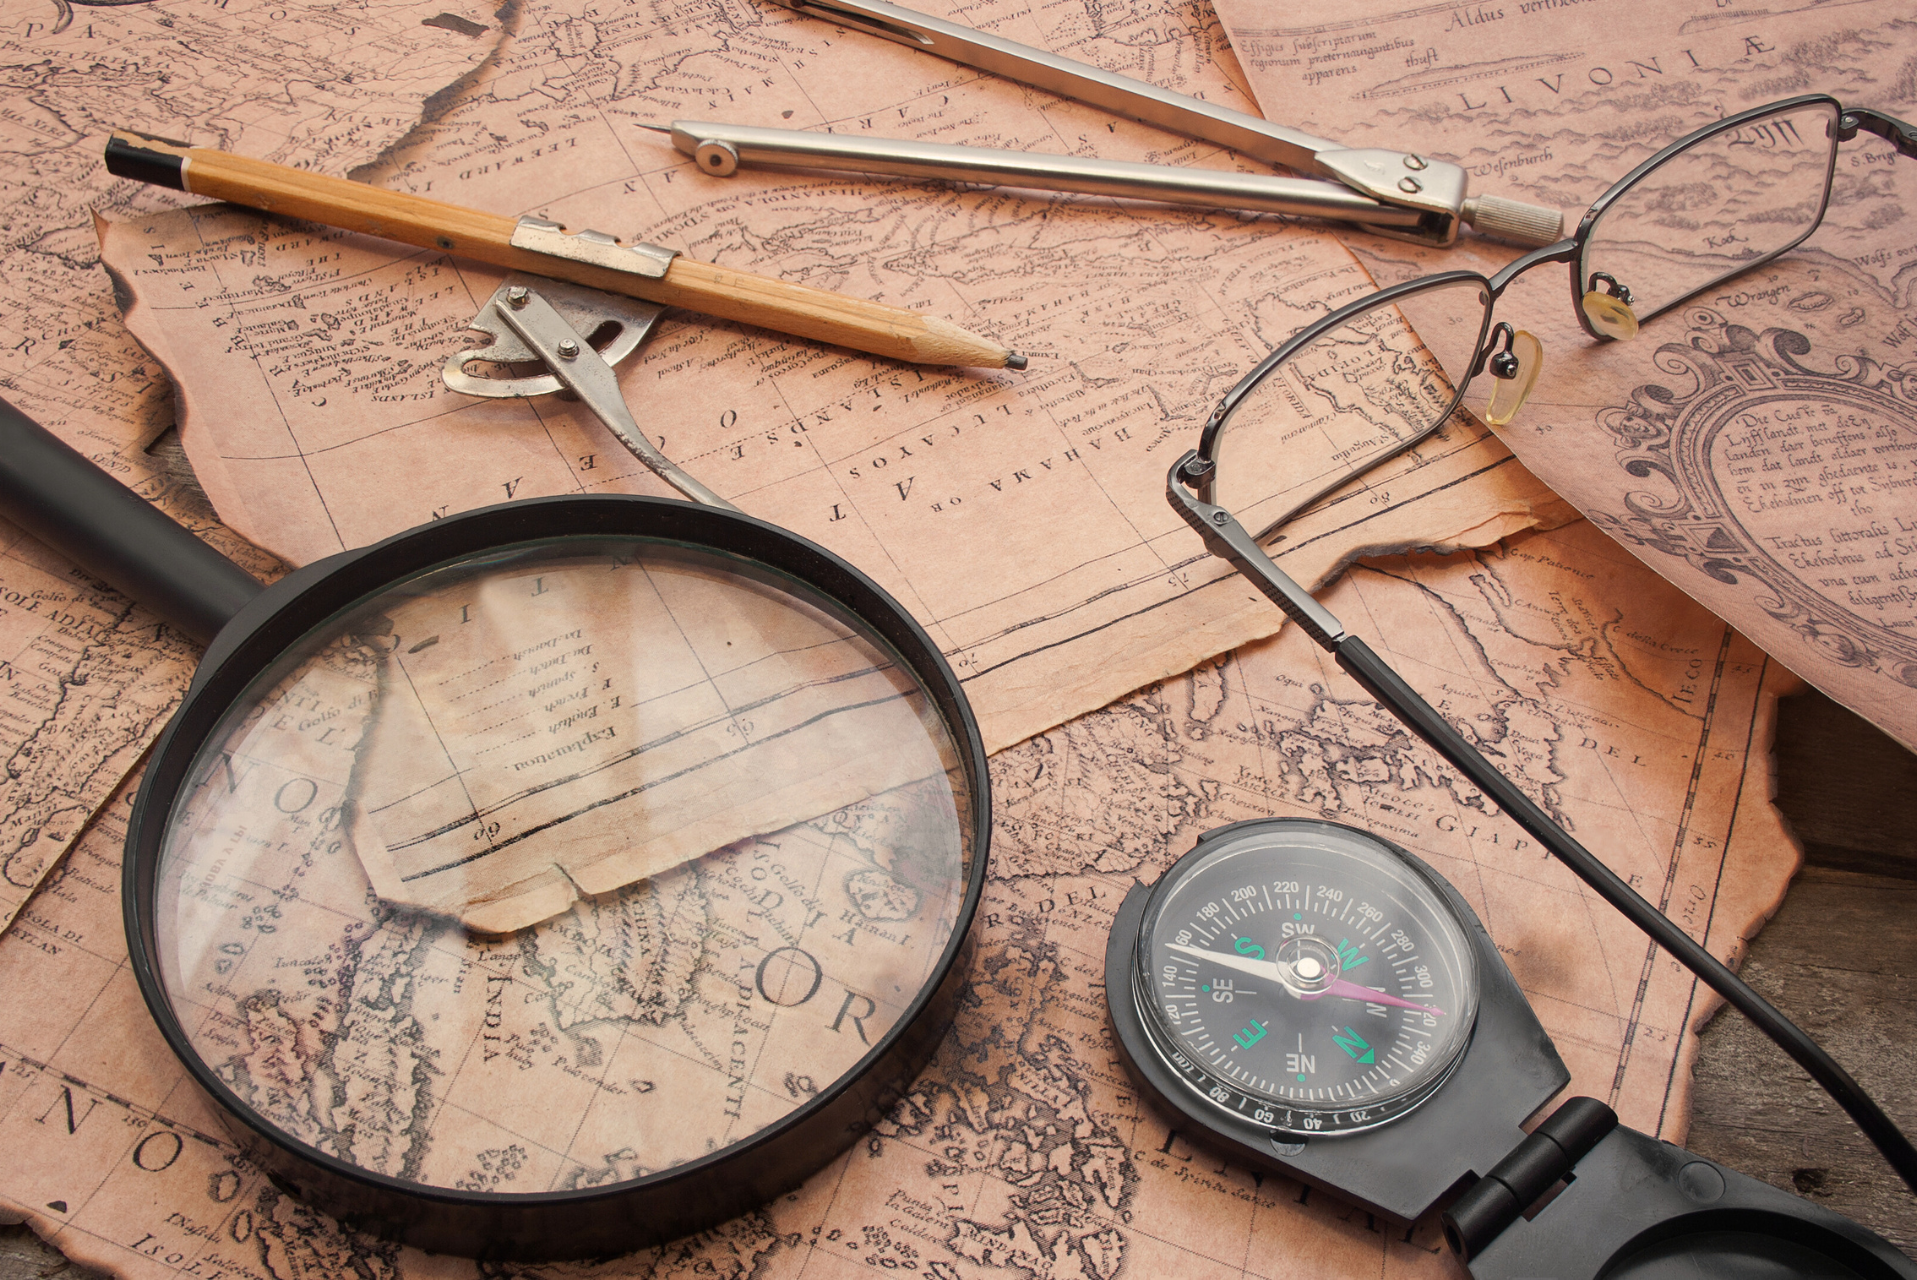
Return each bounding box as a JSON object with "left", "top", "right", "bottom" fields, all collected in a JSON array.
[{"left": 1299, "top": 976, "right": 1446, "bottom": 1017}]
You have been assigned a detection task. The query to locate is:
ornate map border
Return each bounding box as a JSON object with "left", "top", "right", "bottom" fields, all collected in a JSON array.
[{"left": 1589, "top": 310, "right": 1917, "bottom": 689}]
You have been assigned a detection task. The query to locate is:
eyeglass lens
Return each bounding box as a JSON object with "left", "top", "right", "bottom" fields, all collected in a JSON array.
[
  {"left": 1581, "top": 101, "right": 1841, "bottom": 325},
  {"left": 1211, "top": 278, "right": 1495, "bottom": 538}
]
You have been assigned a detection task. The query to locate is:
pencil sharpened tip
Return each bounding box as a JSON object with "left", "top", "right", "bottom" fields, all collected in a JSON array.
[{"left": 1004, "top": 352, "right": 1029, "bottom": 371}]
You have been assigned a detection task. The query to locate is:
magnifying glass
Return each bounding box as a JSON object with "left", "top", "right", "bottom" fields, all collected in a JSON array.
[{"left": 0, "top": 398, "right": 989, "bottom": 1261}]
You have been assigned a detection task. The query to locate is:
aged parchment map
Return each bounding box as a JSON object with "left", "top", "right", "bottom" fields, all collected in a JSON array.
[
  {"left": 1573, "top": 279, "right": 1917, "bottom": 745},
  {"left": 0, "top": 518, "right": 195, "bottom": 933},
  {"left": 1207, "top": 0, "right": 1917, "bottom": 746},
  {"left": 0, "top": 0, "right": 513, "bottom": 930},
  {"left": 99, "top": 0, "right": 1578, "bottom": 753},
  {"left": 0, "top": 0, "right": 503, "bottom": 470},
  {"left": 0, "top": 520, "right": 1801, "bottom": 1280},
  {"left": 0, "top": 0, "right": 1822, "bottom": 1273}
]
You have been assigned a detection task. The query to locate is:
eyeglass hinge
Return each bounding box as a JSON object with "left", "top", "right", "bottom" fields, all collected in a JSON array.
[{"left": 1837, "top": 108, "right": 1917, "bottom": 159}]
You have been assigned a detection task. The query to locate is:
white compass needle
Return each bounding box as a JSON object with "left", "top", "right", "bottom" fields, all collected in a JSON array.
[{"left": 1165, "top": 941, "right": 1278, "bottom": 981}]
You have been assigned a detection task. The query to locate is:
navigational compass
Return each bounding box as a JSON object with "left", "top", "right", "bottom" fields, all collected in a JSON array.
[
  {"left": 1108, "top": 817, "right": 1564, "bottom": 1224},
  {"left": 1108, "top": 819, "right": 1917, "bottom": 1278},
  {"left": 1139, "top": 819, "right": 1481, "bottom": 1135}
]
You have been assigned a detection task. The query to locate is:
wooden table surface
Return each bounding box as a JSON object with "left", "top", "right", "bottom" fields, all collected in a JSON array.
[
  {"left": 4, "top": 666, "right": 1913, "bottom": 1276},
  {"left": 1683, "top": 687, "right": 1917, "bottom": 1256}
]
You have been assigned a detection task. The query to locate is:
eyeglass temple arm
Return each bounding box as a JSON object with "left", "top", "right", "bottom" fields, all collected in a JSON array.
[
  {"left": 1167, "top": 454, "right": 1346, "bottom": 646},
  {"left": 1837, "top": 107, "right": 1917, "bottom": 159},
  {"left": 1167, "top": 450, "right": 1917, "bottom": 1195}
]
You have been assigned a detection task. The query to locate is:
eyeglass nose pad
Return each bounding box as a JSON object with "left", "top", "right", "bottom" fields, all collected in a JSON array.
[
  {"left": 1581, "top": 272, "right": 1640, "bottom": 341},
  {"left": 1484, "top": 330, "right": 1543, "bottom": 426},
  {"left": 1581, "top": 290, "right": 1640, "bottom": 340}
]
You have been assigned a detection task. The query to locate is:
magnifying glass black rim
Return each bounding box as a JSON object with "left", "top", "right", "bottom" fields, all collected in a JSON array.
[{"left": 121, "top": 494, "right": 991, "bottom": 1261}]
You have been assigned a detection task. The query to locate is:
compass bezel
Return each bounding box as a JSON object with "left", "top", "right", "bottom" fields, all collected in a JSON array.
[
  {"left": 1105, "top": 817, "right": 1570, "bottom": 1225},
  {"left": 1130, "top": 818, "right": 1480, "bottom": 1136}
]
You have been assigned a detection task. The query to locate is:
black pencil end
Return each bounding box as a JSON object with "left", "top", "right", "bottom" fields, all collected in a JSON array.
[{"left": 105, "top": 131, "right": 188, "bottom": 191}]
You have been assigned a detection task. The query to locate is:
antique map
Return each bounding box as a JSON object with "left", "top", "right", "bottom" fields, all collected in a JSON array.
[
  {"left": 0, "top": 0, "right": 1822, "bottom": 1271},
  {"left": 0, "top": 0, "right": 510, "bottom": 926},
  {"left": 1207, "top": 0, "right": 1917, "bottom": 747},
  {"left": 98, "top": 0, "right": 1578, "bottom": 754},
  {"left": 0, "top": 520, "right": 1801, "bottom": 1279},
  {"left": 0, "top": 518, "right": 195, "bottom": 934}
]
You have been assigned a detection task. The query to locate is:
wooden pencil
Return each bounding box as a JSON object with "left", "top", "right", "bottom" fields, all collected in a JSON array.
[{"left": 105, "top": 130, "right": 1027, "bottom": 371}]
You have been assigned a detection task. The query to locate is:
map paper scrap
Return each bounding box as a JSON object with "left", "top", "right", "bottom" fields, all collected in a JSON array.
[
  {"left": 0, "top": 0, "right": 511, "bottom": 930},
  {"left": 0, "top": 519, "right": 1803, "bottom": 1280},
  {"left": 0, "top": 517, "right": 197, "bottom": 934},
  {"left": 1206, "top": 0, "right": 1917, "bottom": 749},
  {"left": 198, "top": 544, "right": 956, "bottom": 933},
  {"left": 100, "top": 0, "right": 1577, "bottom": 757},
  {"left": 0, "top": 0, "right": 503, "bottom": 475}
]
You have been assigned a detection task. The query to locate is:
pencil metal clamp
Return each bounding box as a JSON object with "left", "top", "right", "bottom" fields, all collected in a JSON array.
[{"left": 446, "top": 272, "right": 737, "bottom": 510}]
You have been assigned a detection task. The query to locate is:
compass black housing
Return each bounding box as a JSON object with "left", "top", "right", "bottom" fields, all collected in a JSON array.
[
  {"left": 1105, "top": 818, "right": 1569, "bottom": 1225},
  {"left": 1108, "top": 818, "right": 1917, "bottom": 1278},
  {"left": 1457, "top": 1111, "right": 1917, "bottom": 1279}
]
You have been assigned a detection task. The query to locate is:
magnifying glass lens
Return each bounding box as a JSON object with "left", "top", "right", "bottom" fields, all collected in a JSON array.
[{"left": 153, "top": 536, "right": 974, "bottom": 1194}]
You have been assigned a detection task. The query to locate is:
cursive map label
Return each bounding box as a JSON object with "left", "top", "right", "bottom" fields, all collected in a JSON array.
[{"left": 1595, "top": 311, "right": 1917, "bottom": 691}]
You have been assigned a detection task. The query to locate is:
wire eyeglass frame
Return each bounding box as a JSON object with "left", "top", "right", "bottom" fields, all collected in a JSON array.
[{"left": 1181, "top": 92, "right": 1917, "bottom": 536}]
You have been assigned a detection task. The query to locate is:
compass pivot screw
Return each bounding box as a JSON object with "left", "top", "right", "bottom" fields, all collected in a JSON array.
[{"left": 557, "top": 338, "right": 581, "bottom": 360}]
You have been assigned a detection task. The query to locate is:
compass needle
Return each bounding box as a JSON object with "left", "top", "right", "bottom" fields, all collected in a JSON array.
[
  {"left": 1165, "top": 942, "right": 1279, "bottom": 982},
  {"left": 1304, "top": 976, "right": 1446, "bottom": 1017}
]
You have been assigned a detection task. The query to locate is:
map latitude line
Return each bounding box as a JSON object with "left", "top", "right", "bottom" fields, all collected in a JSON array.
[
  {"left": 115, "top": 211, "right": 1553, "bottom": 717},
  {"left": 1647, "top": 647, "right": 1769, "bottom": 1141},
  {"left": 1603, "top": 623, "right": 1735, "bottom": 1110}
]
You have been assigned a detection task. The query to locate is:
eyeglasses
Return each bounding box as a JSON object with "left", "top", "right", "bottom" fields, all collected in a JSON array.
[
  {"left": 1175, "top": 93, "right": 1915, "bottom": 543},
  {"left": 1165, "top": 93, "right": 1917, "bottom": 1192}
]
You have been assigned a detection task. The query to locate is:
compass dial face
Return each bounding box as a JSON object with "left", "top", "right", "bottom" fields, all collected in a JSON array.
[{"left": 1135, "top": 820, "right": 1479, "bottom": 1136}]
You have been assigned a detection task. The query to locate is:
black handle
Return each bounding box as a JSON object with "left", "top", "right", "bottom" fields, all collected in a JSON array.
[
  {"left": 0, "top": 398, "right": 261, "bottom": 645},
  {"left": 1333, "top": 632, "right": 1917, "bottom": 1195}
]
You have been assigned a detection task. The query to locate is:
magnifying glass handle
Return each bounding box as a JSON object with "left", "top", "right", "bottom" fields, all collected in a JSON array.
[{"left": 0, "top": 397, "right": 262, "bottom": 645}]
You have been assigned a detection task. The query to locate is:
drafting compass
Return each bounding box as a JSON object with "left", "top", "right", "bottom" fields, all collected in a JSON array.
[
  {"left": 647, "top": 0, "right": 1565, "bottom": 248},
  {"left": 443, "top": 263, "right": 734, "bottom": 507}
]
